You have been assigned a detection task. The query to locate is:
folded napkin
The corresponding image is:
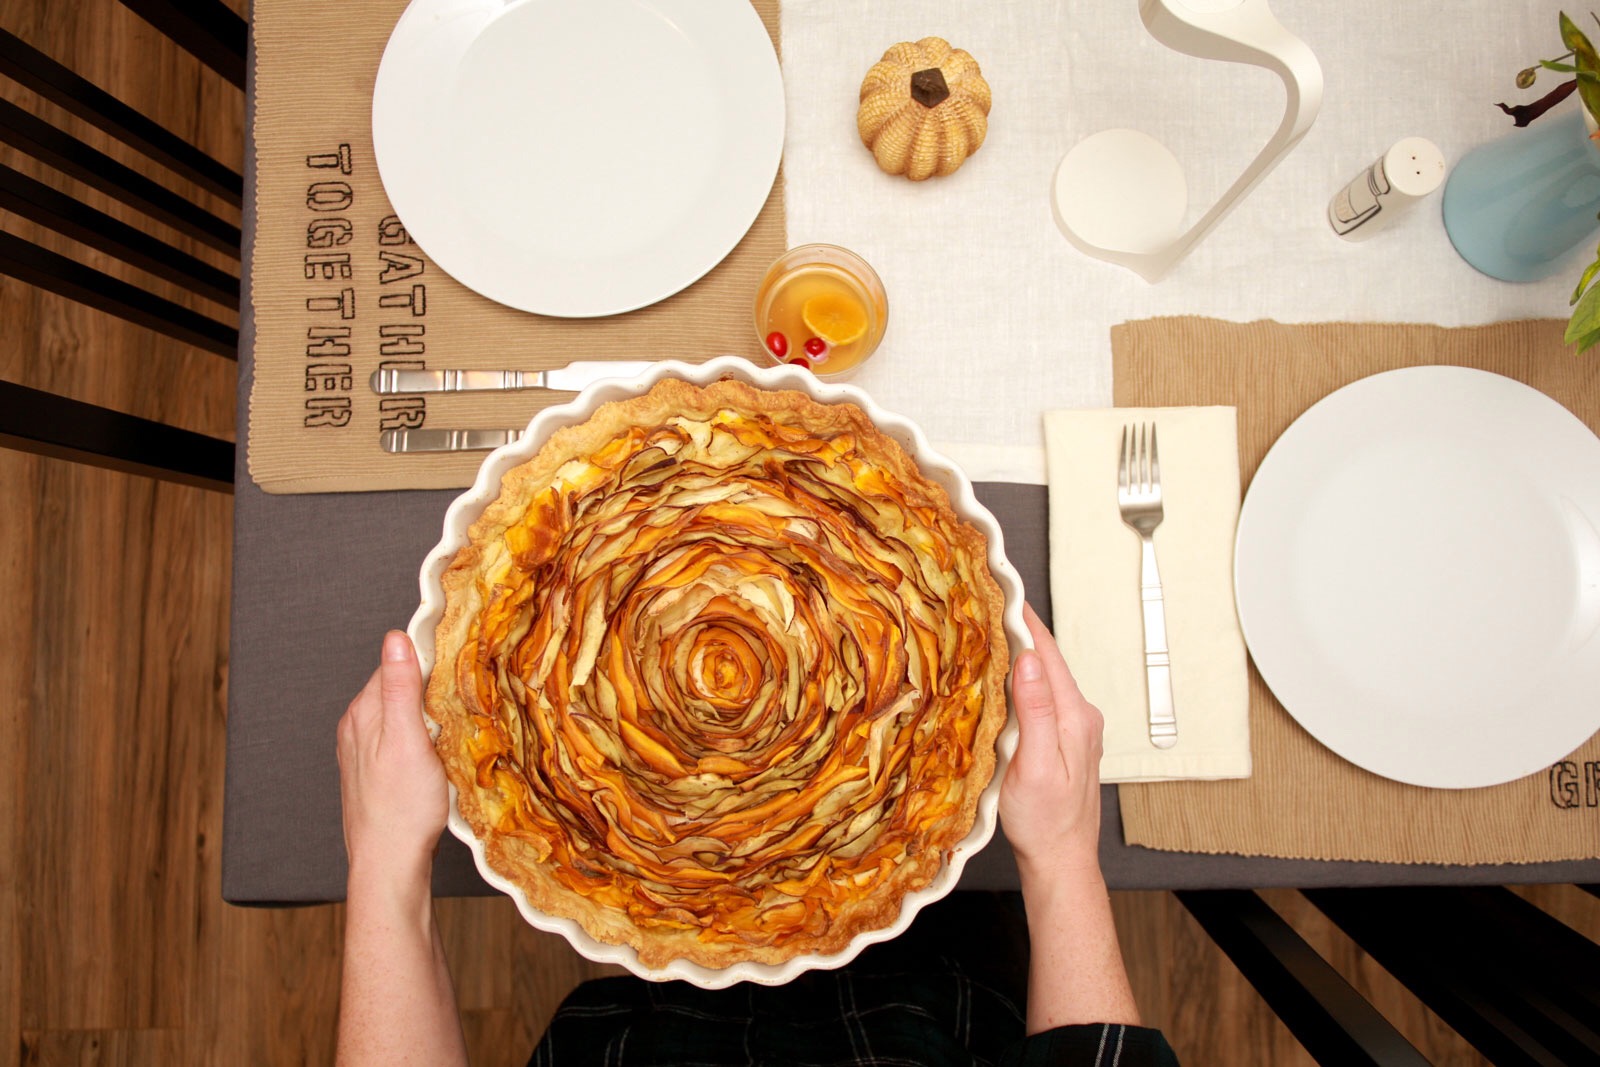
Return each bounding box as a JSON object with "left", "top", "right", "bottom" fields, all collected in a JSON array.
[{"left": 1043, "top": 407, "right": 1250, "bottom": 783}]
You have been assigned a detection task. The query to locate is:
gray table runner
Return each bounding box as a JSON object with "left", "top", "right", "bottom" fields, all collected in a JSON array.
[{"left": 224, "top": 376, "right": 1600, "bottom": 902}]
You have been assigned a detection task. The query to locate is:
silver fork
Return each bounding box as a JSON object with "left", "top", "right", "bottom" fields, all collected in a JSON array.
[{"left": 1117, "top": 423, "right": 1177, "bottom": 749}]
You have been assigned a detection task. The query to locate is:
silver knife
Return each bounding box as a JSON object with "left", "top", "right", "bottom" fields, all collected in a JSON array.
[
  {"left": 381, "top": 428, "right": 522, "bottom": 453},
  {"left": 370, "top": 360, "right": 657, "bottom": 395}
]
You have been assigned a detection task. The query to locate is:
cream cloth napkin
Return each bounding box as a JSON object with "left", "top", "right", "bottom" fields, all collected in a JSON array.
[{"left": 1043, "top": 407, "right": 1250, "bottom": 783}]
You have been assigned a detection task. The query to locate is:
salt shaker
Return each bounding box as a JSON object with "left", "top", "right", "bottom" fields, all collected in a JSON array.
[{"left": 1329, "top": 137, "right": 1446, "bottom": 241}]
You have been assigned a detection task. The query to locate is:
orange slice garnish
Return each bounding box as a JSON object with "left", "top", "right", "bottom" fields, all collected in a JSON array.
[{"left": 801, "top": 292, "right": 869, "bottom": 346}]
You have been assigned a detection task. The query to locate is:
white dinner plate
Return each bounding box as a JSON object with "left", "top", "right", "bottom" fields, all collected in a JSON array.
[
  {"left": 372, "top": 0, "right": 784, "bottom": 317},
  {"left": 1234, "top": 366, "right": 1600, "bottom": 789}
]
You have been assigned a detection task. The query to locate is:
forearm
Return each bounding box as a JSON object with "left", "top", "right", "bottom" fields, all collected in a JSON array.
[
  {"left": 1019, "top": 869, "right": 1141, "bottom": 1034},
  {"left": 337, "top": 859, "right": 468, "bottom": 1067}
]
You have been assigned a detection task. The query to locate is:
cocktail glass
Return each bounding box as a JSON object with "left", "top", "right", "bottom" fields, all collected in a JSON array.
[{"left": 754, "top": 244, "right": 887, "bottom": 380}]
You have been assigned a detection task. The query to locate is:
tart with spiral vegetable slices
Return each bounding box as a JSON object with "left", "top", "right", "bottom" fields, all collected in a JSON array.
[{"left": 427, "top": 378, "right": 1009, "bottom": 970}]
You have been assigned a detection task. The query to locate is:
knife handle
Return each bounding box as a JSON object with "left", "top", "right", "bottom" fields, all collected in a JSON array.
[
  {"left": 1140, "top": 536, "right": 1178, "bottom": 749},
  {"left": 380, "top": 428, "right": 521, "bottom": 453},
  {"left": 371, "top": 369, "right": 528, "bottom": 395}
]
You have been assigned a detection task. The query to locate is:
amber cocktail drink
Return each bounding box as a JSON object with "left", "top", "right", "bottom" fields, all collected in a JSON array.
[{"left": 755, "top": 244, "right": 887, "bottom": 380}]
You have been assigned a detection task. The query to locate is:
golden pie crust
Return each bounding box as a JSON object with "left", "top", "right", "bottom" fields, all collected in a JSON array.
[{"left": 427, "top": 378, "right": 1009, "bottom": 970}]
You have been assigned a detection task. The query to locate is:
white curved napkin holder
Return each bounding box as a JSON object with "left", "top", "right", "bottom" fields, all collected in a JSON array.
[{"left": 1052, "top": 0, "right": 1323, "bottom": 282}]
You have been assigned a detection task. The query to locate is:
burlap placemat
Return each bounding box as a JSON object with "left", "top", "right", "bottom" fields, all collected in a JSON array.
[
  {"left": 247, "top": 0, "right": 784, "bottom": 494},
  {"left": 1113, "top": 316, "right": 1600, "bottom": 865}
]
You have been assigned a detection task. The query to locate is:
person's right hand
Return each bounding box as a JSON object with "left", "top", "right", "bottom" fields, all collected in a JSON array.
[
  {"left": 336, "top": 631, "right": 449, "bottom": 885},
  {"left": 998, "top": 603, "right": 1107, "bottom": 888}
]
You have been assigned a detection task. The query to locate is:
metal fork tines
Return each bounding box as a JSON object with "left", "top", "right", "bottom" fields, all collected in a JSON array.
[{"left": 1117, "top": 423, "right": 1177, "bottom": 749}]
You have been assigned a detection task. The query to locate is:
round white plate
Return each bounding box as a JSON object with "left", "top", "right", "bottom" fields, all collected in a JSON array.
[
  {"left": 407, "top": 357, "right": 1027, "bottom": 987},
  {"left": 1235, "top": 366, "right": 1600, "bottom": 789},
  {"left": 372, "top": 0, "right": 784, "bottom": 317}
]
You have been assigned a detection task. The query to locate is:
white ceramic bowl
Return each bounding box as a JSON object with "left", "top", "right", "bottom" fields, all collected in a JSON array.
[{"left": 407, "top": 356, "right": 1027, "bottom": 988}]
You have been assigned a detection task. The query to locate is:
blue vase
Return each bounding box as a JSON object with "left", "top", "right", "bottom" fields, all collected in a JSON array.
[{"left": 1443, "top": 105, "right": 1600, "bottom": 282}]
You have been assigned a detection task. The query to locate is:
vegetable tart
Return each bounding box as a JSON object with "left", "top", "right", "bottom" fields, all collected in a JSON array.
[{"left": 426, "top": 377, "right": 1009, "bottom": 970}]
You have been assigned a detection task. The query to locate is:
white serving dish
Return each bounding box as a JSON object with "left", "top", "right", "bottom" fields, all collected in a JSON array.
[{"left": 407, "top": 356, "right": 1027, "bottom": 988}]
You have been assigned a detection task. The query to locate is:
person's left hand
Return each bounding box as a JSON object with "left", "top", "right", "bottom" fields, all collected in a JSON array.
[{"left": 336, "top": 631, "right": 449, "bottom": 881}]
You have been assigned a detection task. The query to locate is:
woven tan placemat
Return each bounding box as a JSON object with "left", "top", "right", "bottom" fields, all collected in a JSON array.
[
  {"left": 247, "top": 0, "right": 784, "bottom": 494},
  {"left": 1113, "top": 316, "right": 1600, "bottom": 864}
]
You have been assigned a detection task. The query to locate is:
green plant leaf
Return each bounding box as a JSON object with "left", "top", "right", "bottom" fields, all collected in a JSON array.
[
  {"left": 1572, "top": 256, "right": 1600, "bottom": 305},
  {"left": 1566, "top": 279, "right": 1600, "bottom": 349},
  {"left": 1561, "top": 12, "right": 1596, "bottom": 60},
  {"left": 1560, "top": 12, "right": 1600, "bottom": 118},
  {"left": 1541, "top": 59, "right": 1581, "bottom": 72},
  {"left": 1569, "top": 321, "right": 1600, "bottom": 353}
]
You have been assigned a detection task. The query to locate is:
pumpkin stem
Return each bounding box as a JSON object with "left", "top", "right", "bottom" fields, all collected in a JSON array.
[{"left": 909, "top": 68, "right": 950, "bottom": 108}]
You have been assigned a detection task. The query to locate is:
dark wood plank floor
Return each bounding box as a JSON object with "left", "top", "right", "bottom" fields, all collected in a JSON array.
[{"left": 5, "top": 3, "right": 1599, "bottom": 1065}]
